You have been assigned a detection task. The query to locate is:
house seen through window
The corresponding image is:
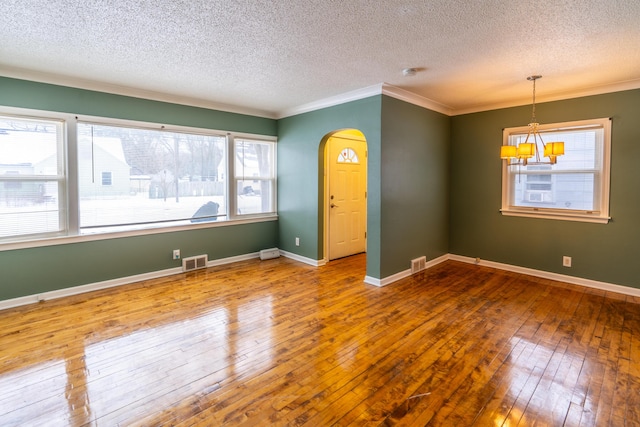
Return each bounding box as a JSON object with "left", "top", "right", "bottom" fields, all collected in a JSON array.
[{"left": 0, "top": 110, "right": 276, "bottom": 243}]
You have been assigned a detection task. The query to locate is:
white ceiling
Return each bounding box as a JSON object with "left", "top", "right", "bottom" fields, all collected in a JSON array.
[{"left": 2, "top": 0, "right": 640, "bottom": 119}]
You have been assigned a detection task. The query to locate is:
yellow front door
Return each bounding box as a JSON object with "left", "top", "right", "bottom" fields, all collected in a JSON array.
[{"left": 328, "top": 134, "right": 367, "bottom": 260}]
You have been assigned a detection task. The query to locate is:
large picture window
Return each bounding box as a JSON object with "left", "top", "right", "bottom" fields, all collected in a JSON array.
[
  {"left": 501, "top": 118, "right": 611, "bottom": 223},
  {"left": 0, "top": 109, "right": 276, "bottom": 244},
  {"left": 78, "top": 123, "right": 228, "bottom": 232}
]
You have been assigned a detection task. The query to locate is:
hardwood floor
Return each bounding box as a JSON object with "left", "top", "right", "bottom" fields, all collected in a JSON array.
[{"left": 0, "top": 254, "right": 639, "bottom": 426}]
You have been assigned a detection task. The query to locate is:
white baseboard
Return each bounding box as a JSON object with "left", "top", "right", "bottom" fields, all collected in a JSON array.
[
  {"left": 279, "top": 250, "right": 326, "bottom": 267},
  {"left": 0, "top": 252, "right": 263, "bottom": 311},
  {"left": 3, "top": 251, "right": 637, "bottom": 311},
  {"left": 364, "top": 270, "right": 408, "bottom": 287},
  {"left": 0, "top": 266, "right": 183, "bottom": 311},
  {"left": 449, "top": 254, "right": 640, "bottom": 297},
  {"left": 365, "top": 254, "right": 450, "bottom": 287},
  {"left": 366, "top": 253, "right": 640, "bottom": 297},
  {"left": 209, "top": 252, "right": 260, "bottom": 266},
  {"left": 0, "top": 249, "right": 323, "bottom": 311}
]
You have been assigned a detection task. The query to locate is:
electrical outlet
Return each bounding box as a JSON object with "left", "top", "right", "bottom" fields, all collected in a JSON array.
[
  {"left": 173, "top": 249, "right": 181, "bottom": 260},
  {"left": 295, "top": 237, "right": 300, "bottom": 246},
  {"left": 563, "top": 256, "right": 571, "bottom": 267}
]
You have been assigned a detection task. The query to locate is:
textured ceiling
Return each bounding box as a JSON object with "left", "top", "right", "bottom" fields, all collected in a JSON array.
[{"left": 2, "top": 0, "right": 640, "bottom": 118}]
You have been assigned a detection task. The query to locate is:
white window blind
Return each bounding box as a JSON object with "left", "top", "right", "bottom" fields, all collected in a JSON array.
[
  {"left": 234, "top": 138, "right": 276, "bottom": 216},
  {"left": 0, "top": 115, "right": 65, "bottom": 240}
]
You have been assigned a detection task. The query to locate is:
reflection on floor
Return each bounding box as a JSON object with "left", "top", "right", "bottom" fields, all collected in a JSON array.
[{"left": 0, "top": 254, "right": 638, "bottom": 425}]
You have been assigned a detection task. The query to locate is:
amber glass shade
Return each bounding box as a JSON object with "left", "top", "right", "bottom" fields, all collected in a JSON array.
[
  {"left": 516, "top": 143, "right": 535, "bottom": 158},
  {"left": 500, "top": 145, "right": 517, "bottom": 159},
  {"left": 544, "top": 141, "right": 565, "bottom": 157}
]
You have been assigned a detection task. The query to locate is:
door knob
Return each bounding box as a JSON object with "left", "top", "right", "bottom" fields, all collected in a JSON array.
[{"left": 331, "top": 203, "right": 339, "bottom": 208}]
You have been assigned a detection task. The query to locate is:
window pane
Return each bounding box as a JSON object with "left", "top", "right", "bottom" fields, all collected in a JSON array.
[
  {"left": 78, "top": 123, "right": 226, "bottom": 230},
  {"left": 512, "top": 173, "right": 595, "bottom": 210},
  {"left": 236, "top": 180, "right": 274, "bottom": 215},
  {"left": 0, "top": 180, "right": 62, "bottom": 238},
  {"left": 0, "top": 116, "right": 64, "bottom": 238},
  {"left": 506, "top": 123, "right": 604, "bottom": 214},
  {"left": 235, "top": 139, "right": 275, "bottom": 215}
]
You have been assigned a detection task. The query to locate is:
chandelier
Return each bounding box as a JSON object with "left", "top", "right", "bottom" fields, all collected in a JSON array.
[{"left": 501, "top": 76, "right": 564, "bottom": 166}]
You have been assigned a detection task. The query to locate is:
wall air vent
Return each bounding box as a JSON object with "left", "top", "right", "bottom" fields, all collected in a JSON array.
[
  {"left": 182, "top": 255, "right": 208, "bottom": 272},
  {"left": 411, "top": 256, "right": 427, "bottom": 274}
]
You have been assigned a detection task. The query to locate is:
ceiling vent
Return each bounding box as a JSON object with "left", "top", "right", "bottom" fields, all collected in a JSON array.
[{"left": 182, "top": 255, "right": 208, "bottom": 272}]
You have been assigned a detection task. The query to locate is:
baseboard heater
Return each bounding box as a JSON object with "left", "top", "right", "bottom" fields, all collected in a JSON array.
[{"left": 259, "top": 248, "right": 280, "bottom": 260}]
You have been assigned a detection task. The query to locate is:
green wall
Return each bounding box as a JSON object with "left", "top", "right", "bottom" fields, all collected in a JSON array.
[
  {"left": 0, "top": 223, "right": 278, "bottom": 300},
  {"left": 277, "top": 95, "right": 451, "bottom": 280},
  {"left": 0, "top": 77, "right": 279, "bottom": 301},
  {"left": 450, "top": 89, "right": 640, "bottom": 289},
  {"left": 277, "top": 96, "right": 383, "bottom": 277},
  {"left": 2, "top": 74, "right": 639, "bottom": 301},
  {"left": 0, "top": 77, "right": 276, "bottom": 135},
  {"left": 380, "top": 97, "right": 450, "bottom": 277}
]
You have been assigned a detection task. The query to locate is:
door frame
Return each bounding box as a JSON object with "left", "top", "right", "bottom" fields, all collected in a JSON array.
[{"left": 322, "top": 129, "right": 368, "bottom": 263}]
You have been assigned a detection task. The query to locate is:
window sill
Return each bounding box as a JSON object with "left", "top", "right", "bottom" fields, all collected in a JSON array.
[
  {"left": 500, "top": 209, "right": 610, "bottom": 224},
  {"left": 0, "top": 214, "right": 278, "bottom": 252}
]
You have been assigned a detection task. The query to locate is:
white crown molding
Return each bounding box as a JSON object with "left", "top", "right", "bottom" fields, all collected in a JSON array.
[
  {"left": 0, "top": 66, "right": 278, "bottom": 119},
  {"left": 276, "top": 84, "right": 385, "bottom": 119},
  {"left": 276, "top": 83, "right": 455, "bottom": 119},
  {"left": 381, "top": 84, "right": 454, "bottom": 116},
  {"left": 4, "top": 65, "right": 640, "bottom": 122},
  {"left": 453, "top": 78, "right": 640, "bottom": 116}
]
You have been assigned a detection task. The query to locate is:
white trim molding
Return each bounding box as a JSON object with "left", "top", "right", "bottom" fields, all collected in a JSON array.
[
  {"left": 366, "top": 253, "right": 640, "bottom": 297},
  {"left": 0, "top": 252, "right": 261, "bottom": 311},
  {"left": 277, "top": 83, "right": 455, "bottom": 119},
  {"left": 2, "top": 251, "right": 638, "bottom": 311},
  {"left": 0, "top": 66, "right": 278, "bottom": 119},
  {"left": 280, "top": 250, "right": 326, "bottom": 267},
  {"left": 365, "top": 254, "right": 450, "bottom": 287},
  {"left": 449, "top": 254, "right": 640, "bottom": 297},
  {"left": 4, "top": 67, "right": 640, "bottom": 120},
  {"left": 381, "top": 85, "right": 454, "bottom": 116}
]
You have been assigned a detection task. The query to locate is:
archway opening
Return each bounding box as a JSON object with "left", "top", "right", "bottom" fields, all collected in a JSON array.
[{"left": 321, "top": 129, "right": 368, "bottom": 262}]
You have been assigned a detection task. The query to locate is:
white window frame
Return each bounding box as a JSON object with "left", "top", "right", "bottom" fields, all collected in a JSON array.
[
  {"left": 229, "top": 135, "right": 277, "bottom": 218},
  {"left": 0, "top": 111, "right": 68, "bottom": 240},
  {"left": 501, "top": 118, "right": 612, "bottom": 224},
  {"left": 0, "top": 106, "right": 277, "bottom": 248}
]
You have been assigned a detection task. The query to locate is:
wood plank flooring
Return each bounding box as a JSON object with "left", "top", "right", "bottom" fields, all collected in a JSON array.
[{"left": 0, "top": 254, "right": 639, "bottom": 426}]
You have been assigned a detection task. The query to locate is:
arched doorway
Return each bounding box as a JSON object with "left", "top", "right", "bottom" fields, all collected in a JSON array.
[{"left": 323, "top": 129, "right": 368, "bottom": 261}]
